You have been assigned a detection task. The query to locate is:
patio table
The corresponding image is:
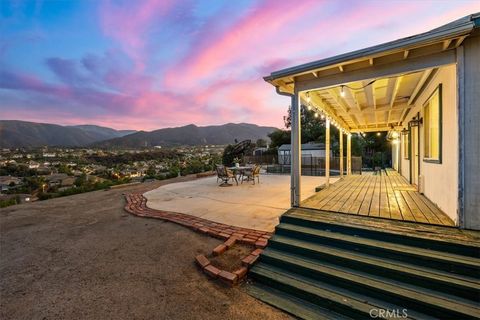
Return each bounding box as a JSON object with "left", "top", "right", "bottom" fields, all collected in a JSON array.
[{"left": 227, "top": 166, "right": 253, "bottom": 182}]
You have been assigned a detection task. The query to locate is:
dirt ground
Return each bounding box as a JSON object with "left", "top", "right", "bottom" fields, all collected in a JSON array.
[
  {"left": 209, "top": 243, "right": 254, "bottom": 272},
  {"left": 0, "top": 177, "right": 291, "bottom": 320}
]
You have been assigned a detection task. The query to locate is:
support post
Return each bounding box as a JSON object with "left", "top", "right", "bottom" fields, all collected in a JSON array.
[
  {"left": 325, "top": 119, "right": 330, "bottom": 187},
  {"left": 457, "top": 45, "right": 465, "bottom": 228},
  {"left": 291, "top": 91, "right": 301, "bottom": 207},
  {"left": 339, "top": 130, "right": 344, "bottom": 178},
  {"left": 347, "top": 133, "right": 352, "bottom": 175}
]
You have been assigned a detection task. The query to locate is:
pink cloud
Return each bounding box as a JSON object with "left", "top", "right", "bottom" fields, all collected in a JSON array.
[
  {"left": 163, "top": 1, "right": 428, "bottom": 91},
  {"left": 99, "top": 0, "right": 176, "bottom": 71},
  {"left": 164, "top": 0, "right": 322, "bottom": 90}
]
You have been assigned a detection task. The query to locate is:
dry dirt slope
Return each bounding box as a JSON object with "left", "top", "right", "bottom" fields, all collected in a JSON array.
[{"left": 0, "top": 179, "right": 291, "bottom": 320}]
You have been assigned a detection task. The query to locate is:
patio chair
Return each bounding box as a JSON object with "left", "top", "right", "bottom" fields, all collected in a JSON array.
[
  {"left": 216, "top": 165, "right": 225, "bottom": 184},
  {"left": 216, "top": 165, "right": 238, "bottom": 186},
  {"left": 241, "top": 165, "right": 260, "bottom": 185}
]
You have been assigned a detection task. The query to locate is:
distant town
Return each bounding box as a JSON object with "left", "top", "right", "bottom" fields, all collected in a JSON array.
[{"left": 0, "top": 145, "right": 224, "bottom": 207}]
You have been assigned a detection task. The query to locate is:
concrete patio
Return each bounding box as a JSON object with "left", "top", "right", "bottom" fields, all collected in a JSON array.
[{"left": 144, "top": 174, "right": 338, "bottom": 232}]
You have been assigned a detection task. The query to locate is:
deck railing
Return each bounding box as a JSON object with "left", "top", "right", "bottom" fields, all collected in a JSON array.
[{"left": 265, "top": 156, "right": 362, "bottom": 176}]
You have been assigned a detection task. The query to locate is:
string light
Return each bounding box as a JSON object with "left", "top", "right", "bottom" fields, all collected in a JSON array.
[
  {"left": 340, "top": 85, "right": 345, "bottom": 98},
  {"left": 310, "top": 106, "right": 351, "bottom": 135},
  {"left": 306, "top": 92, "right": 311, "bottom": 104}
]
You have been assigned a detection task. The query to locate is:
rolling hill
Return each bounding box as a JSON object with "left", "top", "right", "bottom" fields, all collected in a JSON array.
[
  {"left": 93, "top": 123, "right": 277, "bottom": 148},
  {"left": 0, "top": 120, "right": 136, "bottom": 148},
  {"left": 0, "top": 121, "right": 277, "bottom": 148}
]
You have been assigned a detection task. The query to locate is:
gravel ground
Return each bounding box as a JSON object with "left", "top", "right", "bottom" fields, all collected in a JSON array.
[{"left": 0, "top": 177, "right": 291, "bottom": 320}]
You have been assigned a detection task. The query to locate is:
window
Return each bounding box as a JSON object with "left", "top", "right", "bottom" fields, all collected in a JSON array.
[
  {"left": 403, "top": 132, "right": 410, "bottom": 160},
  {"left": 423, "top": 84, "right": 442, "bottom": 163}
]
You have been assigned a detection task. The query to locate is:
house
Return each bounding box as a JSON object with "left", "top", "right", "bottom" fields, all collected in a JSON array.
[
  {"left": 45, "top": 174, "right": 76, "bottom": 188},
  {"left": 28, "top": 161, "right": 40, "bottom": 169},
  {"left": 0, "top": 176, "right": 22, "bottom": 192},
  {"left": 250, "top": 14, "right": 480, "bottom": 319},
  {"left": 42, "top": 152, "right": 56, "bottom": 158},
  {"left": 278, "top": 143, "right": 328, "bottom": 165},
  {"left": 264, "top": 13, "right": 480, "bottom": 230}
]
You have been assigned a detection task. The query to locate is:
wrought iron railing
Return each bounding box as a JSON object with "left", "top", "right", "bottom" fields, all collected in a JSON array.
[{"left": 265, "top": 156, "right": 362, "bottom": 176}]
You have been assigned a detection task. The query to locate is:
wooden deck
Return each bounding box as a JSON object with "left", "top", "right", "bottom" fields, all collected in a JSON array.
[{"left": 302, "top": 169, "right": 455, "bottom": 226}]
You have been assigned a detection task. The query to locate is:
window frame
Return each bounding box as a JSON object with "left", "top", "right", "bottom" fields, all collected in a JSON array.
[
  {"left": 403, "top": 130, "right": 410, "bottom": 160},
  {"left": 423, "top": 84, "right": 442, "bottom": 164}
]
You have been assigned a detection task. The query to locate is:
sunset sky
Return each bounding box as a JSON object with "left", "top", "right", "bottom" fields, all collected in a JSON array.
[{"left": 1, "top": 0, "right": 479, "bottom": 130}]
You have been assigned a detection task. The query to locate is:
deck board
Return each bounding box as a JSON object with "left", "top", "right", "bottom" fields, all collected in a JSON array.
[
  {"left": 302, "top": 170, "right": 454, "bottom": 226},
  {"left": 339, "top": 175, "right": 369, "bottom": 213},
  {"left": 384, "top": 174, "right": 402, "bottom": 220},
  {"left": 369, "top": 174, "right": 381, "bottom": 217},
  {"left": 358, "top": 175, "right": 375, "bottom": 216},
  {"left": 330, "top": 176, "right": 364, "bottom": 212},
  {"left": 379, "top": 173, "right": 390, "bottom": 219}
]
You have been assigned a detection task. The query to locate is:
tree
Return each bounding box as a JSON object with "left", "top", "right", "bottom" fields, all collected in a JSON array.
[
  {"left": 24, "top": 176, "right": 46, "bottom": 193},
  {"left": 146, "top": 165, "right": 156, "bottom": 176},
  {"left": 255, "top": 138, "right": 267, "bottom": 148},
  {"left": 75, "top": 173, "right": 87, "bottom": 187},
  {"left": 282, "top": 104, "right": 331, "bottom": 144},
  {"left": 221, "top": 141, "right": 255, "bottom": 165},
  {"left": 58, "top": 164, "right": 73, "bottom": 175},
  {"left": 268, "top": 129, "right": 290, "bottom": 149}
]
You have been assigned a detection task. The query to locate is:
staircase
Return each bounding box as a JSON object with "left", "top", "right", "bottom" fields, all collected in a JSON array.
[{"left": 247, "top": 208, "right": 480, "bottom": 320}]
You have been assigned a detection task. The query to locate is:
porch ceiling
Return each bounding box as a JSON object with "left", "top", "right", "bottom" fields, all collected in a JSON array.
[{"left": 305, "top": 68, "right": 435, "bottom": 132}]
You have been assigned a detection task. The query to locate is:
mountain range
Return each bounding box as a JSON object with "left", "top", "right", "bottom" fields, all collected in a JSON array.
[{"left": 0, "top": 120, "right": 277, "bottom": 148}]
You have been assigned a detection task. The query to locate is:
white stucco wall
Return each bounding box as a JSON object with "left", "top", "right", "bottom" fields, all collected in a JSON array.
[
  {"left": 391, "top": 142, "right": 399, "bottom": 171},
  {"left": 397, "top": 65, "right": 458, "bottom": 224}
]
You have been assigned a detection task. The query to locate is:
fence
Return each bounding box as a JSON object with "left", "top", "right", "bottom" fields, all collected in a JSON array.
[
  {"left": 265, "top": 156, "right": 362, "bottom": 176},
  {"left": 243, "top": 154, "right": 277, "bottom": 165}
]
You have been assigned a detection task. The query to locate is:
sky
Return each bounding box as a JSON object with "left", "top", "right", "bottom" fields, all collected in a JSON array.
[{"left": 0, "top": 0, "right": 479, "bottom": 130}]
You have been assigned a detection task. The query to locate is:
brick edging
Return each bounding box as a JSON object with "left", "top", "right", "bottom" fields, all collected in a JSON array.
[
  {"left": 125, "top": 193, "right": 271, "bottom": 285},
  {"left": 195, "top": 237, "right": 265, "bottom": 286}
]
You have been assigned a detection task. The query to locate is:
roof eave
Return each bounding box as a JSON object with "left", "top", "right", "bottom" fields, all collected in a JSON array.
[{"left": 264, "top": 15, "right": 476, "bottom": 82}]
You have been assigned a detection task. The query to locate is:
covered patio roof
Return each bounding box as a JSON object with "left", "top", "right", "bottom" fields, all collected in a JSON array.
[{"left": 265, "top": 13, "right": 479, "bottom": 133}]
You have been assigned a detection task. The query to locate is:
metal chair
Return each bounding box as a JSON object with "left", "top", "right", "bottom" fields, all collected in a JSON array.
[
  {"left": 216, "top": 165, "right": 238, "bottom": 186},
  {"left": 241, "top": 165, "right": 260, "bottom": 185}
]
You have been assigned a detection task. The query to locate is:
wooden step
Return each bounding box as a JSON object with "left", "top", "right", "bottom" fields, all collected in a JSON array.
[
  {"left": 285, "top": 207, "right": 480, "bottom": 246},
  {"left": 247, "top": 283, "right": 352, "bottom": 320},
  {"left": 259, "top": 249, "right": 480, "bottom": 318},
  {"left": 280, "top": 213, "right": 480, "bottom": 258},
  {"left": 268, "top": 235, "right": 480, "bottom": 302},
  {"left": 250, "top": 264, "right": 436, "bottom": 320},
  {"left": 275, "top": 223, "right": 480, "bottom": 277}
]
